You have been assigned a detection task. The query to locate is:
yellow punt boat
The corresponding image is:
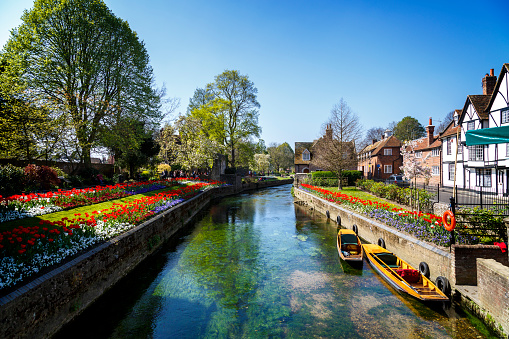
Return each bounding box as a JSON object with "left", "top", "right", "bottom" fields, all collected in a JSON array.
[
  {"left": 363, "top": 244, "right": 449, "bottom": 302},
  {"left": 337, "top": 229, "right": 363, "bottom": 264}
]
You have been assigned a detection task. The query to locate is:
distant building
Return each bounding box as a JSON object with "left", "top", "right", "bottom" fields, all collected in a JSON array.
[
  {"left": 357, "top": 130, "right": 402, "bottom": 180},
  {"left": 403, "top": 118, "right": 442, "bottom": 185}
]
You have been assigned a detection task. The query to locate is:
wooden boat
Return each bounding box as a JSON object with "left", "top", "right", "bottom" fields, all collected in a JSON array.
[
  {"left": 337, "top": 229, "right": 363, "bottom": 263},
  {"left": 363, "top": 244, "right": 449, "bottom": 301}
]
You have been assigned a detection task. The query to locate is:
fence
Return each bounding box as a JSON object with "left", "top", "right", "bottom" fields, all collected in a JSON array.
[{"left": 410, "top": 183, "right": 509, "bottom": 214}]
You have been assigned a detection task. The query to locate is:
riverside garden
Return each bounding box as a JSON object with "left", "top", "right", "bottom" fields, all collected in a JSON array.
[{"left": 0, "top": 166, "right": 228, "bottom": 293}]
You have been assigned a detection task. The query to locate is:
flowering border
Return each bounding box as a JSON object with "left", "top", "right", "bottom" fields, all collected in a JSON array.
[
  {"left": 299, "top": 184, "right": 477, "bottom": 247},
  {"left": 0, "top": 180, "right": 227, "bottom": 291}
]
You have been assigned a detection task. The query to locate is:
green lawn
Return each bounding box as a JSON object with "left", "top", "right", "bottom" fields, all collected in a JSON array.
[{"left": 0, "top": 185, "right": 181, "bottom": 232}]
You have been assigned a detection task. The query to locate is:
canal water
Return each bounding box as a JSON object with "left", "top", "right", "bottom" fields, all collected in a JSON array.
[{"left": 55, "top": 184, "right": 493, "bottom": 338}]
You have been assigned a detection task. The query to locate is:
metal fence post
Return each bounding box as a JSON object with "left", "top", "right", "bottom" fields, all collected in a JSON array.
[
  {"left": 480, "top": 186, "right": 483, "bottom": 209},
  {"left": 449, "top": 196, "right": 456, "bottom": 246}
]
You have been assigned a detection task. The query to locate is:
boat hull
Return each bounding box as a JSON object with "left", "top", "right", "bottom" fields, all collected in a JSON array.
[{"left": 363, "top": 244, "right": 449, "bottom": 302}]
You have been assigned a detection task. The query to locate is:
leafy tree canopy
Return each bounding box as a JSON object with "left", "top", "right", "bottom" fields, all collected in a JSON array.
[
  {"left": 393, "top": 116, "right": 425, "bottom": 141},
  {"left": 0, "top": 0, "right": 163, "bottom": 166},
  {"left": 187, "top": 70, "right": 261, "bottom": 168}
]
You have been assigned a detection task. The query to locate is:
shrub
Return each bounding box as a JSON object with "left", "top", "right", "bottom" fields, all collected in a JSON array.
[
  {"left": 76, "top": 167, "right": 100, "bottom": 186},
  {"left": 24, "top": 164, "right": 61, "bottom": 190},
  {"left": 0, "top": 164, "right": 26, "bottom": 196}
]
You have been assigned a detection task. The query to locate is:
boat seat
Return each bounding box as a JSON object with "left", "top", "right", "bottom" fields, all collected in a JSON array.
[{"left": 375, "top": 253, "right": 399, "bottom": 268}]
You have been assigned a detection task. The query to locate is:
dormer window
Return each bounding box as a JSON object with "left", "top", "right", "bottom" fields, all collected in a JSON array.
[
  {"left": 302, "top": 149, "right": 310, "bottom": 161},
  {"left": 453, "top": 114, "right": 459, "bottom": 126}
]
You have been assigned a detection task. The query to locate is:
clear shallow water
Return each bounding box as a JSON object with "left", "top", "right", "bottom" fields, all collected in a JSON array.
[{"left": 55, "top": 184, "right": 493, "bottom": 338}]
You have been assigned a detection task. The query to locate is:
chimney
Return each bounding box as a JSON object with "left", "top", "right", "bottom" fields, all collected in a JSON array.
[
  {"left": 426, "top": 118, "right": 435, "bottom": 147},
  {"left": 372, "top": 139, "right": 377, "bottom": 145},
  {"left": 325, "top": 124, "right": 332, "bottom": 140},
  {"left": 482, "top": 68, "right": 497, "bottom": 96},
  {"left": 384, "top": 129, "right": 392, "bottom": 138},
  {"left": 381, "top": 133, "right": 385, "bottom": 140}
]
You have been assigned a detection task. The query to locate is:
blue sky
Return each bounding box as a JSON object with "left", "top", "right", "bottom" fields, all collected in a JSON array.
[{"left": 1, "top": 0, "right": 508, "bottom": 150}]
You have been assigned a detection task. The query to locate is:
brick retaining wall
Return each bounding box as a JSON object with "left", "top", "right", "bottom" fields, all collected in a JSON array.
[
  {"left": 477, "top": 259, "right": 509, "bottom": 337},
  {"left": 452, "top": 245, "right": 509, "bottom": 285}
]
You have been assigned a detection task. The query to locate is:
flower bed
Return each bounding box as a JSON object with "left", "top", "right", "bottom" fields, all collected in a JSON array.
[
  {"left": 0, "top": 179, "right": 227, "bottom": 291},
  {"left": 300, "top": 184, "right": 478, "bottom": 247},
  {"left": 0, "top": 179, "right": 195, "bottom": 223}
]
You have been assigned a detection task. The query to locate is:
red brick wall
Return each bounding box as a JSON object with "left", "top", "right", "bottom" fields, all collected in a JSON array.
[
  {"left": 477, "top": 258, "right": 509, "bottom": 336},
  {"left": 452, "top": 245, "right": 509, "bottom": 285}
]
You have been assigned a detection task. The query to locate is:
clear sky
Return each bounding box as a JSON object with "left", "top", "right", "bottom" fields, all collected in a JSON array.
[{"left": 1, "top": 0, "right": 509, "bottom": 150}]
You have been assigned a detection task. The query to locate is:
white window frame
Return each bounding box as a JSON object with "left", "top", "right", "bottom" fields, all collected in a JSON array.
[
  {"left": 476, "top": 169, "right": 491, "bottom": 187},
  {"left": 431, "top": 148, "right": 440, "bottom": 157},
  {"left": 432, "top": 166, "right": 439, "bottom": 176},
  {"left": 467, "top": 121, "right": 475, "bottom": 130},
  {"left": 447, "top": 138, "right": 452, "bottom": 155},
  {"left": 384, "top": 148, "right": 392, "bottom": 156},
  {"left": 448, "top": 164, "right": 455, "bottom": 181},
  {"left": 302, "top": 149, "right": 310, "bottom": 161},
  {"left": 502, "top": 109, "right": 509, "bottom": 124},
  {"left": 506, "top": 143, "right": 509, "bottom": 157},
  {"left": 415, "top": 151, "right": 422, "bottom": 158},
  {"left": 384, "top": 165, "right": 392, "bottom": 174},
  {"left": 468, "top": 145, "right": 484, "bottom": 161}
]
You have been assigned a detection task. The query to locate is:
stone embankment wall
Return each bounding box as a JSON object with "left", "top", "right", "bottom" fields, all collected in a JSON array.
[
  {"left": 293, "top": 187, "right": 451, "bottom": 282},
  {"left": 452, "top": 245, "right": 508, "bottom": 285},
  {"left": 0, "top": 179, "right": 292, "bottom": 339}
]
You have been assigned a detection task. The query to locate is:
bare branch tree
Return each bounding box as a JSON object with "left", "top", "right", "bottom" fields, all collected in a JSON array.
[{"left": 312, "top": 98, "right": 363, "bottom": 189}]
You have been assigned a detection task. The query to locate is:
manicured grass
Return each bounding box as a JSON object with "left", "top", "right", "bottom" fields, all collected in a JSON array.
[
  {"left": 0, "top": 185, "right": 182, "bottom": 232},
  {"left": 322, "top": 186, "right": 401, "bottom": 209}
]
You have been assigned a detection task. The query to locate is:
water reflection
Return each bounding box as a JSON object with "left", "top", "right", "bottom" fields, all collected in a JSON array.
[{"left": 55, "top": 184, "right": 493, "bottom": 338}]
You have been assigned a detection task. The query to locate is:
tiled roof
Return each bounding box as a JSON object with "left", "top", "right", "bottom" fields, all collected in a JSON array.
[
  {"left": 468, "top": 95, "right": 491, "bottom": 120},
  {"left": 411, "top": 134, "right": 441, "bottom": 151},
  {"left": 359, "top": 135, "right": 401, "bottom": 155},
  {"left": 440, "top": 119, "right": 460, "bottom": 139},
  {"left": 294, "top": 142, "right": 314, "bottom": 165}
]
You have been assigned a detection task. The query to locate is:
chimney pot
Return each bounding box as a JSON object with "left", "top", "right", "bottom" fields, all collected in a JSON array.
[
  {"left": 429, "top": 118, "right": 432, "bottom": 126},
  {"left": 490, "top": 68, "right": 494, "bottom": 76}
]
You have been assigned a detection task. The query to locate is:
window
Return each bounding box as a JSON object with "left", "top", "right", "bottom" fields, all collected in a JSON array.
[
  {"left": 432, "top": 166, "right": 439, "bottom": 176},
  {"left": 467, "top": 121, "right": 475, "bottom": 130},
  {"left": 447, "top": 138, "right": 452, "bottom": 155},
  {"left": 384, "top": 148, "right": 392, "bottom": 156},
  {"left": 384, "top": 165, "right": 392, "bottom": 173},
  {"left": 432, "top": 148, "right": 440, "bottom": 157},
  {"left": 302, "top": 149, "right": 310, "bottom": 161},
  {"left": 453, "top": 114, "right": 459, "bottom": 126},
  {"left": 415, "top": 151, "right": 422, "bottom": 158},
  {"left": 498, "top": 170, "right": 504, "bottom": 184},
  {"left": 502, "top": 109, "right": 509, "bottom": 124},
  {"left": 507, "top": 143, "right": 509, "bottom": 157},
  {"left": 448, "top": 164, "right": 455, "bottom": 181},
  {"left": 476, "top": 169, "right": 491, "bottom": 187},
  {"left": 468, "top": 145, "right": 484, "bottom": 161}
]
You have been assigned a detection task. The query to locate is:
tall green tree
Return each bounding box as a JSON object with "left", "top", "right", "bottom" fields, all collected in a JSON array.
[
  {"left": 188, "top": 70, "right": 261, "bottom": 168},
  {"left": 393, "top": 116, "right": 425, "bottom": 141},
  {"left": 0, "top": 0, "right": 163, "bottom": 166},
  {"left": 267, "top": 142, "right": 294, "bottom": 172}
]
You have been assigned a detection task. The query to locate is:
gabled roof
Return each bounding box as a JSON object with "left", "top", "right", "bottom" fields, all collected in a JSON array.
[
  {"left": 358, "top": 135, "right": 401, "bottom": 155},
  {"left": 411, "top": 134, "right": 441, "bottom": 151},
  {"left": 294, "top": 141, "right": 314, "bottom": 165},
  {"left": 466, "top": 95, "right": 491, "bottom": 120},
  {"left": 439, "top": 118, "right": 461, "bottom": 139},
  {"left": 486, "top": 63, "right": 509, "bottom": 112}
]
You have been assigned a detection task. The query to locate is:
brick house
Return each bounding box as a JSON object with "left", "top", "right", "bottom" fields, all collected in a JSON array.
[
  {"left": 294, "top": 125, "right": 356, "bottom": 173},
  {"left": 403, "top": 118, "right": 442, "bottom": 185},
  {"left": 357, "top": 131, "right": 402, "bottom": 180}
]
